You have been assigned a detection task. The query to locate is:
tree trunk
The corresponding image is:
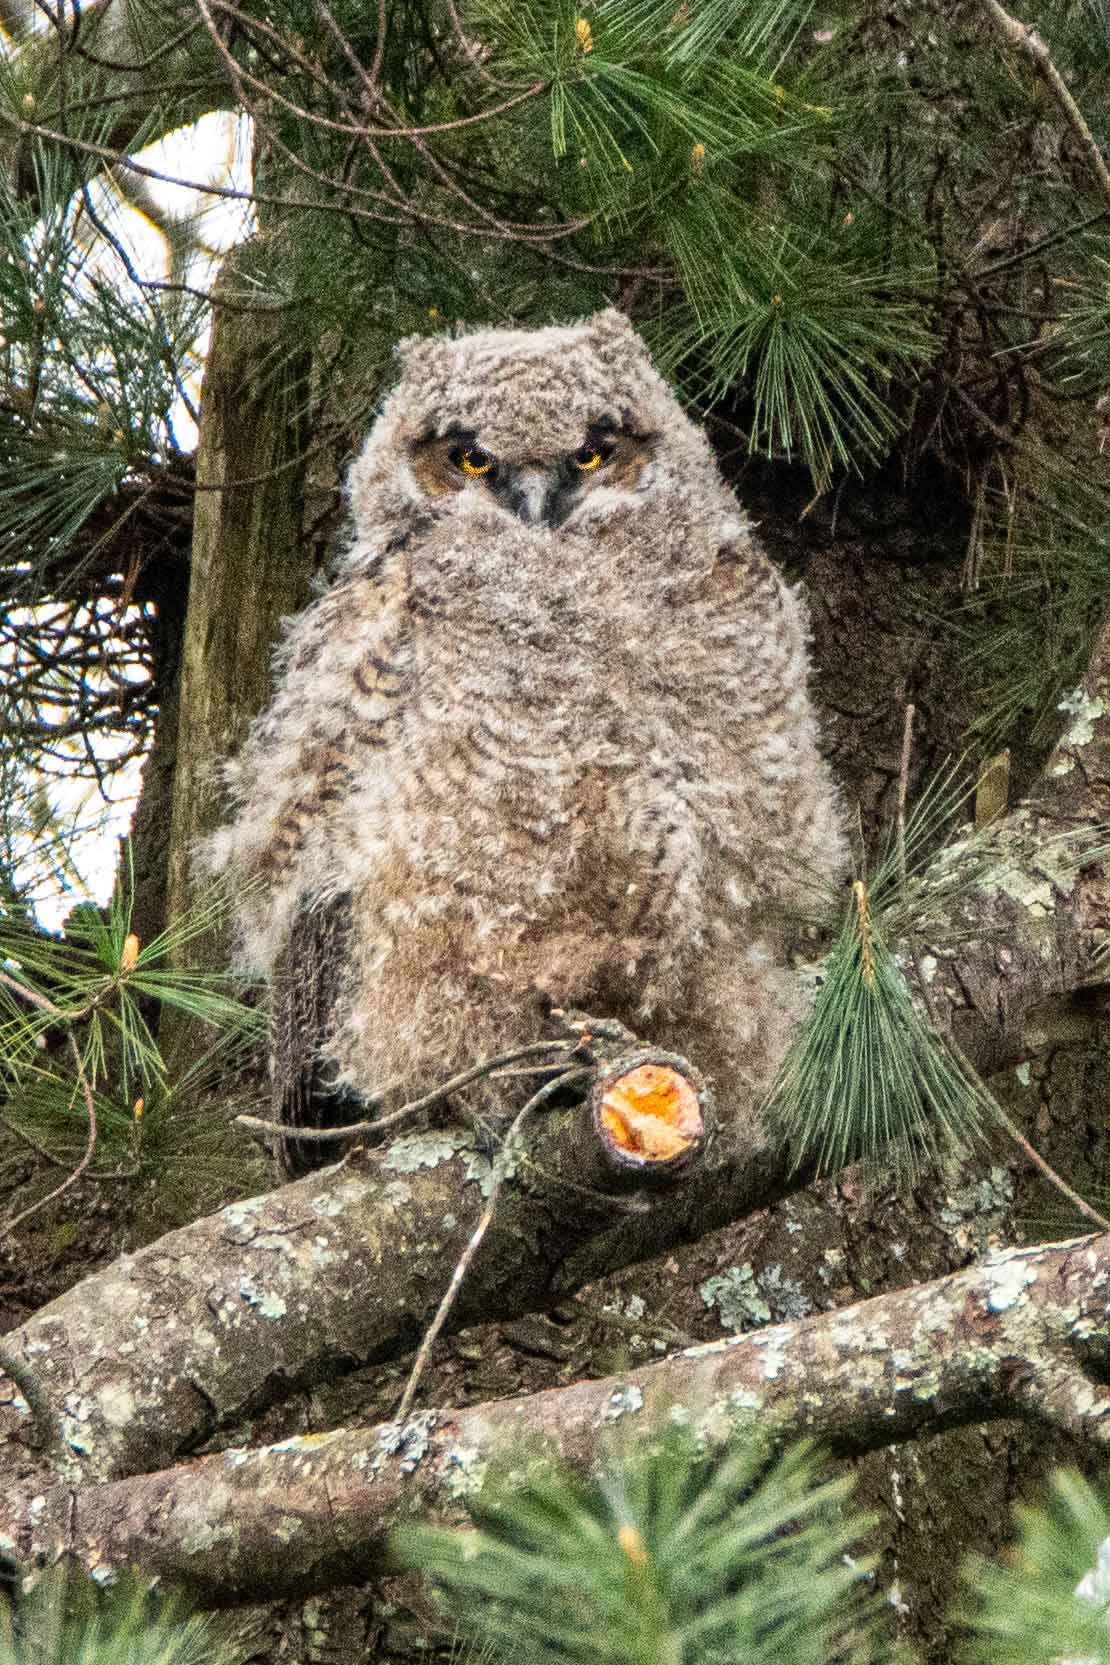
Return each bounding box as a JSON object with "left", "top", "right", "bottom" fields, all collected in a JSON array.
[{"left": 164, "top": 249, "right": 313, "bottom": 979}]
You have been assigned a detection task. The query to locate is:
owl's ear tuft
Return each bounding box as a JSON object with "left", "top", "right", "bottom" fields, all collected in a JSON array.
[{"left": 585, "top": 307, "right": 652, "bottom": 364}]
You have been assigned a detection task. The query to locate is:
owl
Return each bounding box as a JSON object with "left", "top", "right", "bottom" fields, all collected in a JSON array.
[{"left": 209, "top": 309, "right": 847, "bottom": 1178}]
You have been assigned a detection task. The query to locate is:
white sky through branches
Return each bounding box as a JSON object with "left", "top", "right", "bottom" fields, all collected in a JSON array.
[{"left": 10, "top": 112, "right": 253, "bottom": 927}]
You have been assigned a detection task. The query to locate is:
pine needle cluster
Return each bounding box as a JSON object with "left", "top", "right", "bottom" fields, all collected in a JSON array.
[
  {"left": 962, "top": 1472, "right": 1110, "bottom": 1665},
  {"left": 768, "top": 764, "right": 1110, "bottom": 1186},
  {"left": 0, "top": 842, "right": 264, "bottom": 1218},
  {"left": 396, "top": 1425, "right": 883, "bottom": 1665},
  {"left": 0, "top": 1566, "right": 241, "bottom": 1665},
  {"left": 397, "top": 1426, "right": 1110, "bottom": 1665}
]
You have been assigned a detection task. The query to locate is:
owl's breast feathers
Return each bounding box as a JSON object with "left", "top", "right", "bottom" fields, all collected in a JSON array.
[
  {"left": 399, "top": 513, "right": 802, "bottom": 749},
  {"left": 222, "top": 506, "right": 825, "bottom": 981}
]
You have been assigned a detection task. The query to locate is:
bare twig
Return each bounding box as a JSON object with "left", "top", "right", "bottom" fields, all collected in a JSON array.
[
  {"left": 0, "top": 1342, "right": 70, "bottom": 1474},
  {"left": 197, "top": 0, "right": 547, "bottom": 142},
  {"left": 952, "top": 1036, "right": 1110, "bottom": 1232},
  {"left": 394, "top": 1066, "right": 592, "bottom": 1422},
  {"left": 976, "top": 0, "right": 1110, "bottom": 212},
  {"left": 2, "top": 1034, "right": 99, "bottom": 1241},
  {"left": 896, "top": 702, "right": 915, "bottom": 892},
  {"left": 235, "top": 1039, "right": 585, "bottom": 1147},
  {"left": 0, "top": 972, "right": 101, "bottom": 1241},
  {"left": 909, "top": 947, "right": 1110, "bottom": 1235}
]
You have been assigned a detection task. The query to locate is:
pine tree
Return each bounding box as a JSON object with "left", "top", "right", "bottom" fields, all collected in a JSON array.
[{"left": 1, "top": 4, "right": 1110, "bottom": 1652}]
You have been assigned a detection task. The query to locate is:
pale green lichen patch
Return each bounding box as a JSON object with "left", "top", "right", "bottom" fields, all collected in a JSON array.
[
  {"left": 441, "top": 1445, "right": 488, "bottom": 1499},
  {"left": 727, "top": 1386, "right": 763, "bottom": 1413},
  {"left": 751, "top": 1329, "right": 789, "bottom": 1381},
  {"left": 311, "top": 1192, "right": 347, "bottom": 1218},
  {"left": 1058, "top": 687, "right": 1109, "bottom": 748},
  {"left": 220, "top": 1198, "right": 265, "bottom": 1240},
  {"left": 760, "top": 1264, "right": 812, "bottom": 1320},
  {"left": 603, "top": 1385, "right": 644, "bottom": 1420},
  {"left": 180, "top": 1483, "right": 236, "bottom": 1553},
  {"left": 1015, "top": 1062, "right": 1032, "bottom": 1086},
  {"left": 983, "top": 1252, "right": 1037, "bottom": 1312},
  {"left": 464, "top": 1148, "right": 495, "bottom": 1196},
  {"left": 1070, "top": 1380, "right": 1110, "bottom": 1423},
  {"left": 238, "top": 1278, "right": 288, "bottom": 1319},
  {"left": 701, "top": 1265, "right": 771, "bottom": 1331},
  {"left": 994, "top": 866, "right": 1054, "bottom": 917},
  {"left": 383, "top": 1130, "right": 471, "bottom": 1173},
  {"left": 96, "top": 1383, "right": 135, "bottom": 1429},
  {"left": 374, "top": 1411, "right": 439, "bottom": 1474},
  {"left": 222, "top": 1197, "right": 265, "bottom": 1221},
  {"left": 382, "top": 1180, "right": 414, "bottom": 1208},
  {"left": 940, "top": 1166, "right": 1014, "bottom": 1257}
]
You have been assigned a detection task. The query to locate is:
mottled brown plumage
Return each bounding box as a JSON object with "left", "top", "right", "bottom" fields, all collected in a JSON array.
[{"left": 208, "top": 310, "right": 847, "bottom": 1177}]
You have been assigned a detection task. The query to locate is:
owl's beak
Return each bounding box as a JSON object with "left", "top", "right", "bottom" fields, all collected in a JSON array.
[{"left": 506, "top": 467, "right": 552, "bottom": 526}]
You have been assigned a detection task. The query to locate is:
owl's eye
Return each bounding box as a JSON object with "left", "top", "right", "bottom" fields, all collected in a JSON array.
[
  {"left": 451, "top": 445, "right": 495, "bottom": 478},
  {"left": 573, "top": 441, "right": 613, "bottom": 472}
]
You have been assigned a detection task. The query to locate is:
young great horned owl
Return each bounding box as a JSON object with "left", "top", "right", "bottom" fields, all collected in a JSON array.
[{"left": 210, "top": 309, "right": 847, "bottom": 1177}]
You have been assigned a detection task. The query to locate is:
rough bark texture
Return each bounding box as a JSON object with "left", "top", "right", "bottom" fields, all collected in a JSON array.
[
  {"left": 0, "top": 1039, "right": 787, "bottom": 1496},
  {"left": 10, "top": 1231, "right": 1110, "bottom": 1604},
  {"left": 0, "top": 785, "right": 1107, "bottom": 1534},
  {"left": 164, "top": 248, "right": 313, "bottom": 974}
]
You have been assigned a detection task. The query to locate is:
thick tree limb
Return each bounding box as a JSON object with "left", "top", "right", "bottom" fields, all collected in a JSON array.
[{"left": 10, "top": 1231, "right": 1110, "bottom": 1604}]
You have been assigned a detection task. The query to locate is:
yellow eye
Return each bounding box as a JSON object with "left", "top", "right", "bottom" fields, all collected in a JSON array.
[
  {"left": 452, "top": 445, "right": 495, "bottom": 477},
  {"left": 574, "top": 443, "right": 609, "bottom": 472}
]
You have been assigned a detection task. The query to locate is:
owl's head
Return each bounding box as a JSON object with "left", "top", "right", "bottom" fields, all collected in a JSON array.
[{"left": 346, "top": 309, "right": 730, "bottom": 547}]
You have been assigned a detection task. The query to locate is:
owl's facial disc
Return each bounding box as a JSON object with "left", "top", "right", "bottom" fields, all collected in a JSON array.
[{"left": 407, "top": 416, "right": 656, "bottom": 526}]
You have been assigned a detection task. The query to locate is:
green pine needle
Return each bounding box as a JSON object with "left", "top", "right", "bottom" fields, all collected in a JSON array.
[
  {"left": 395, "top": 1426, "right": 881, "bottom": 1665},
  {"left": 0, "top": 1566, "right": 240, "bottom": 1665},
  {"left": 768, "top": 761, "right": 1110, "bottom": 1183},
  {"left": 961, "top": 1472, "right": 1110, "bottom": 1665},
  {"left": 768, "top": 885, "right": 989, "bottom": 1181},
  {"left": 0, "top": 843, "right": 263, "bottom": 1186}
]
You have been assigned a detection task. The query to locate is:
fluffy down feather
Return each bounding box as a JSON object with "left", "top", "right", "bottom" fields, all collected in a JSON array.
[{"left": 208, "top": 309, "right": 847, "bottom": 1174}]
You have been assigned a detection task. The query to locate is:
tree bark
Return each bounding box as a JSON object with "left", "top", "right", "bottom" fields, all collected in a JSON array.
[
  {"left": 10, "top": 1230, "right": 1110, "bottom": 1605},
  {"left": 164, "top": 247, "right": 313, "bottom": 977}
]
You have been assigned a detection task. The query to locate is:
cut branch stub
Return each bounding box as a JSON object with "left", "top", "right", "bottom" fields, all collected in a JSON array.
[{"left": 589, "top": 1048, "right": 712, "bottom": 1183}]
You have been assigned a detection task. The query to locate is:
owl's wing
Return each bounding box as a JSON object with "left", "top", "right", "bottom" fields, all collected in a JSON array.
[
  {"left": 270, "top": 891, "right": 364, "bottom": 1180},
  {"left": 212, "top": 551, "right": 411, "bottom": 923}
]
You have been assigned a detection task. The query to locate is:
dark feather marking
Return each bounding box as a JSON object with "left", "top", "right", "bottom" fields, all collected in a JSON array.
[{"left": 271, "top": 893, "right": 368, "bottom": 1179}]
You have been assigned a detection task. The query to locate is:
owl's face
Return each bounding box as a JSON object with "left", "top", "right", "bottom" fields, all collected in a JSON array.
[
  {"left": 348, "top": 309, "right": 729, "bottom": 547},
  {"left": 407, "top": 412, "right": 658, "bottom": 529}
]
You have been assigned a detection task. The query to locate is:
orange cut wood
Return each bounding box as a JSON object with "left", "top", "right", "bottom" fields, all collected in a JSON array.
[{"left": 598, "top": 1063, "right": 702, "bottom": 1163}]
